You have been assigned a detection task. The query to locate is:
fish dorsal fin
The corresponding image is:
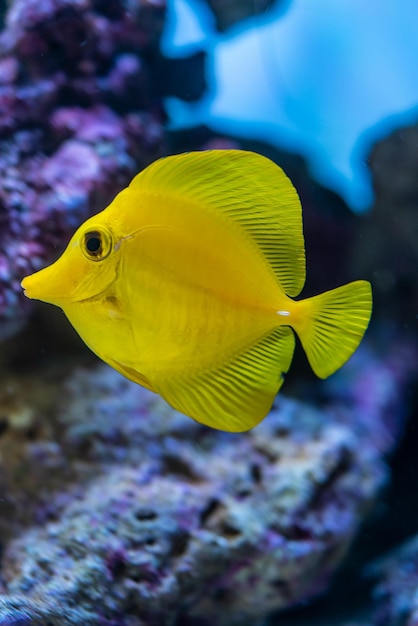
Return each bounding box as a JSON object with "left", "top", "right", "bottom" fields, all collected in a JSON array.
[
  {"left": 154, "top": 326, "right": 295, "bottom": 432},
  {"left": 129, "top": 150, "right": 306, "bottom": 297}
]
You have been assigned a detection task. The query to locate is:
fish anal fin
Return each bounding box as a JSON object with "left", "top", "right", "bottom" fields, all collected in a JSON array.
[{"left": 154, "top": 327, "right": 295, "bottom": 432}]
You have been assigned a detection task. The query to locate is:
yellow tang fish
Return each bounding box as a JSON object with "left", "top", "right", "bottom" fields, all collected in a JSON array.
[{"left": 21, "top": 150, "right": 372, "bottom": 432}]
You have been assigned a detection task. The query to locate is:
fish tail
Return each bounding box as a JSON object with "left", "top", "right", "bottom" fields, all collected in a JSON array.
[{"left": 292, "top": 280, "right": 372, "bottom": 378}]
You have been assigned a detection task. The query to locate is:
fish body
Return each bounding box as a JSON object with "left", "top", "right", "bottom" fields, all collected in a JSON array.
[{"left": 21, "top": 150, "right": 372, "bottom": 431}]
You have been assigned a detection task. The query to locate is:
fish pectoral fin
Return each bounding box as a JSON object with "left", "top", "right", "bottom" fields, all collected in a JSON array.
[
  {"left": 154, "top": 327, "right": 295, "bottom": 432},
  {"left": 109, "top": 359, "right": 157, "bottom": 393}
]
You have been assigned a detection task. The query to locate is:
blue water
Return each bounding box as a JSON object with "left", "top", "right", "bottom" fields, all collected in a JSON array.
[{"left": 161, "top": 0, "right": 418, "bottom": 212}]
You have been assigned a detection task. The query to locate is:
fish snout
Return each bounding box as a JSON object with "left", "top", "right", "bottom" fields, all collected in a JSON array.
[
  {"left": 21, "top": 273, "right": 39, "bottom": 300},
  {"left": 21, "top": 262, "right": 66, "bottom": 306}
]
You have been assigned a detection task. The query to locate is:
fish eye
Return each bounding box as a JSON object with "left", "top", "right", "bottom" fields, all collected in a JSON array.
[{"left": 82, "top": 229, "right": 112, "bottom": 261}]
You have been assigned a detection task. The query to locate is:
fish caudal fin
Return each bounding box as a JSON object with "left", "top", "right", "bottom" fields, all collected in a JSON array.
[{"left": 294, "top": 280, "right": 372, "bottom": 378}]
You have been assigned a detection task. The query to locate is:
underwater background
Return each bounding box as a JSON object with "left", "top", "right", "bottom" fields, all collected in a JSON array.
[{"left": 0, "top": 0, "right": 417, "bottom": 624}]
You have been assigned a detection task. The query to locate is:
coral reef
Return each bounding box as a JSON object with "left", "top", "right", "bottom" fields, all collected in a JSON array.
[
  {"left": 0, "top": 1, "right": 417, "bottom": 624},
  {"left": 370, "top": 536, "right": 418, "bottom": 626},
  {"left": 0, "top": 333, "right": 413, "bottom": 625},
  {"left": 0, "top": 0, "right": 166, "bottom": 339}
]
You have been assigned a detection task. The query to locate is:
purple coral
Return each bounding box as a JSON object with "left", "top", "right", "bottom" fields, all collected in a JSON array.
[
  {"left": 0, "top": 0, "right": 166, "bottom": 338},
  {"left": 370, "top": 537, "right": 418, "bottom": 626}
]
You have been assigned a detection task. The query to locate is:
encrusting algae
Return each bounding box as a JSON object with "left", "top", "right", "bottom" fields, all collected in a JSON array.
[{"left": 21, "top": 150, "right": 372, "bottom": 431}]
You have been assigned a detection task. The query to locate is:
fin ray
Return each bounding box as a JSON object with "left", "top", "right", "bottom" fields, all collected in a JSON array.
[
  {"left": 129, "top": 150, "right": 306, "bottom": 297},
  {"left": 153, "top": 326, "right": 295, "bottom": 432},
  {"left": 295, "top": 280, "right": 372, "bottom": 378}
]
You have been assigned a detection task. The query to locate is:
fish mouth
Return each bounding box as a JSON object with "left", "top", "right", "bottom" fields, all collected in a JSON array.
[
  {"left": 20, "top": 275, "right": 33, "bottom": 296},
  {"left": 21, "top": 273, "right": 38, "bottom": 300},
  {"left": 21, "top": 272, "right": 45, "bottom": 302}
]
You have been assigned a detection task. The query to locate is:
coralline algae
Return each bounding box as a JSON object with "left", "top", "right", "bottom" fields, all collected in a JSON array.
[
  {"left": 371, "top": 537, "right": 418, "bottom": 626},
  {"left": 0, "top": 0, "right": 166, "bottom": 339},
  {"left": 0, "top": 336, "right": 414, "bottom": 626}
]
